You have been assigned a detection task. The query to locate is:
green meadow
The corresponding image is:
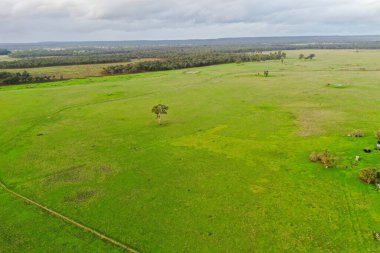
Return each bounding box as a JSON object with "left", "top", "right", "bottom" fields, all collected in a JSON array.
[{"left": 1, "top": 50, "right": 380, "bottom": 252}]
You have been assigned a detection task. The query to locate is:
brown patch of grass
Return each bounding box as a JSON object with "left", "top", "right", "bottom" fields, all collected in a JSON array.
[
  {"left": 64, "top": 189, "right": 97, "bottom": 204},
  {"left": 350, "top": 129, "right": 364, "bottom": 137},
  {"left": 98, "top": 165, "right": 112, "bottom": 173},
  {"left": 296, "top": 109, "right": 345, "bottom": 136},
  {"left": 44, "top": 165, "right": 85, "bottom": 184}
]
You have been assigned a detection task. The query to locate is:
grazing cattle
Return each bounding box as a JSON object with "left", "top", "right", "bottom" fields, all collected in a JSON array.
[
  {"left": 363, "top": 148, "right": 372, "bottom": 153},
  {"left": 355, "top": 156, "right": 360, "bottom": 161}
]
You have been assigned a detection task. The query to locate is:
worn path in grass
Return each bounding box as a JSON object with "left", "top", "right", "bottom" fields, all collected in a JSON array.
[{"left": 0, "top": 179, "right": 138, "bottom": 253}]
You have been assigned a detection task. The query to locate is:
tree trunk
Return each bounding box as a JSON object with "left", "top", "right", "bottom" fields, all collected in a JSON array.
[{"left": 157, "top": 113, "right": 161, "bottom": 125}]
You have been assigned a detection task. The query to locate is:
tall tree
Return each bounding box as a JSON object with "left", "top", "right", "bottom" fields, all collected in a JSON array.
[{"left": 151, "top": 104, "right": 169, "bottom": 125}]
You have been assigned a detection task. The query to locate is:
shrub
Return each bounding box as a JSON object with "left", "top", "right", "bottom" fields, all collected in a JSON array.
[
  {"left": 351, "top": 129, "right": 364, "bottom": 138},
  {"left": 309, "top": 152, "right": 320, "bottom": 162},
  {"left": 309, "top": 150, "right": 335, "bottom": 168},
  {"left": 374, "top": 232, "right": 380, "bottom": 242},
  {"left": 319, "top": 150, "right": 335, "bottom": 168},
  {"left": 375, "top": 130, "right": 380, "bottom": 140},
  {"left": 359, "top": 168, "right": 378, "bottom": 184}
]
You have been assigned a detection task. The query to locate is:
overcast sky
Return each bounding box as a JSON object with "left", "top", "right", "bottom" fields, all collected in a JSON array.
[{"left": 1, "top": 0, "right": 380, "bottom": 43}]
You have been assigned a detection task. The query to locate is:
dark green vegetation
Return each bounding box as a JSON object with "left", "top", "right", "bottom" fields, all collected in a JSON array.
[
  {"left": 151, "top": 104, "right": 169, "bottom": 125},
  {"left": 1, "top": 44, "right": 282, "bottom": 69},
  {"left": 1, "top": 50, "right": 380, "bottom": 252},
  {"left": 102, "top": 52, "right": 285, "bottom": 75},
  {"left": 0, "top": 55, "right": 132, "bottom": 69},
  {"left": 1, "top": 52, "right": 285, "bottom": 84},
  {"left": 0, "top": 49, "right": 10, "bottom": 55},
  {"left": 0, "top": 71, "right": 55, "bottom": 85}
]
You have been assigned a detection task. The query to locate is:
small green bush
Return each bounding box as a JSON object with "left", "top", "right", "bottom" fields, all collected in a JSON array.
[
  {"left": 351, "top": 129, "right": 364, "bottom": 138},
  {"left": 359, "top": 168, "right": 378, "bottom": 184}
]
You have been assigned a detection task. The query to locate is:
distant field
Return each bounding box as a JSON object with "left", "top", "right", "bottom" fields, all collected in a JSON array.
[
  {"left": 3, "top": 62, "right": 129, "bottom": 79},
  {"left": 1, "top": 50, "right": 380, "bottom": 252},
  {"left": 0, "top": 55, "right": 16, "bottom": 61}
]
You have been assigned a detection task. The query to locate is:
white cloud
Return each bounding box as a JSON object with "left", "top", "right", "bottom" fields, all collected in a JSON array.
[{"left": 1, "top": 0, "right": 380, "bottom": 42}]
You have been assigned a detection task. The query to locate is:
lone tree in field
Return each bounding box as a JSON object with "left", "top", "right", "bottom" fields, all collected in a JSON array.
[{"left": 151, "top": 104, "right": 169, "bottom": 125}]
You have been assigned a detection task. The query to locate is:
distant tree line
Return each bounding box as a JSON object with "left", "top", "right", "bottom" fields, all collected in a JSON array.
[
  {"left": 0, "top": 51, "right": 286, "bottom": 85},
  {"left": 8, "top": 40, "right": 380, "bottom": 59},
  {"left": 0, "top": 49, "right": 10, "bottom": 55},
  {"left": 0, "top": 55, "right": 132, "bottom": 69},
  {"left": 103, "top": 52, "right": 286, "bottom": 75},
  {"left": 4, "top": 47, "right": 281, "bottom": 69},
  {"left": 0, "top": 71, "right": 55, "bottom": 85},
  {"left": 9, "top": 47, "right": 286, "bottom": 59}
]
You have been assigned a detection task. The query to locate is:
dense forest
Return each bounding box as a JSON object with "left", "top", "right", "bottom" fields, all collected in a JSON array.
[
  {"left": 103, "top": 51, "right": 286, "bottom": 75},
  {"left": 0, "top": 55, "right": 132, "bottom": 69},
  {"left": 0, "top": 49, "right": 10, "bottom": 55},
  {"left": 0, "top": 71, "right": 54, "bottom": 85},
  {"left": 1, "top": 46, "right": 289, "bottom": 69},
  {"left": 0, "top": 51, "right": 286, "bottom": 85}
]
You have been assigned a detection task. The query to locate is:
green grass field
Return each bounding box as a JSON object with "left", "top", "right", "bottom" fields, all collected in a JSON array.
[
  {"left": 1, "top": 50, "right": 380, "bottom": 252},
  {"left": 0, "top": 55, "right": 17, "bottom": 62}
]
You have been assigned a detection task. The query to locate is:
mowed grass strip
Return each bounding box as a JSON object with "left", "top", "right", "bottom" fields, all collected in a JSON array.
[{"left": 0, "top": 50, "right": 380, "bottom": 252}]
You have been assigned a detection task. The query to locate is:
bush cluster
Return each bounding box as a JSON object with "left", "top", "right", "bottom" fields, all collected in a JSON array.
[
  {"left": 309, "top": 150, "right": 336, "bottom": 168},
  {"left": 359, "top": 168, "right": 378, "bottom": 184},
  {"left": 0, "top": 71, "right": 54, "bottom": 85},
  {"left": 350, "top": 129, "right": 364, "bottom": 137}
]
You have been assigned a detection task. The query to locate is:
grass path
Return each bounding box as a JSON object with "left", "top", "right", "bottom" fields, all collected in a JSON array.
[{"left": 0, "top": 179, "right": 139, "bottom": 253}]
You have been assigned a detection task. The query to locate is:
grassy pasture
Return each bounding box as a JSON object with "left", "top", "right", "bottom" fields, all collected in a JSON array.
[
  {"left": 1, "top": 50, "right": 380, "bottom": 252},
  {"left": 0, "top": 55, "right": 16, "bottom": 62}
]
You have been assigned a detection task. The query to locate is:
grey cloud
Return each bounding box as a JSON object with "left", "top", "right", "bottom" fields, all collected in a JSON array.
[{"left": 0, "top": 0, "right": 380, "bottom": 42}]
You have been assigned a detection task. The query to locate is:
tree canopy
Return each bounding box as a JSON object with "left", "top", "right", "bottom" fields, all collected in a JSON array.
[{"left": 151, "top": 104, "right": 169, "bottom": 125}]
